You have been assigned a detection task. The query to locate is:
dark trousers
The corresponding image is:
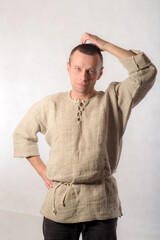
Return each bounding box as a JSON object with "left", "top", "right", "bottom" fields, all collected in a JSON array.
[{"left": 43, "top": 217, "right": 118, "bottom": 240}]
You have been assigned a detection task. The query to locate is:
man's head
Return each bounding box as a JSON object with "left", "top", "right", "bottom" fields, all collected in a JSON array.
[
  {"left": 69, "top": 44, "right": 103, "bottom": 67},
  {"left": 67, "top": 44, "right": 104, "bottom": 97}
]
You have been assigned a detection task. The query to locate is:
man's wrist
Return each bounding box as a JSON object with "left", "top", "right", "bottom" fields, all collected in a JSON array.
[
  {"left": 27, "top": 155, "right": 46, "bottom": 177},
  {"left": 103, "top": 41, "right": 111, "bottom": 52},
  {"left": 103, "top": 42, "right": 136, "bottom": 60}
]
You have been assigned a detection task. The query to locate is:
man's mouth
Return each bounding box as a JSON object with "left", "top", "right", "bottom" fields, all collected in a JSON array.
[{"left": 77, "top": 83, "right": 88, "bottom": 87}]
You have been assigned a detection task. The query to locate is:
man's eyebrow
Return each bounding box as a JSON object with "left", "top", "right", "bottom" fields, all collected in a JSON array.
[
  {"left": 73, "top": 64, "right": 81, "bottom": 67},
  {"left": 73, "top": 64, "right": 97, "bottom": 69}
]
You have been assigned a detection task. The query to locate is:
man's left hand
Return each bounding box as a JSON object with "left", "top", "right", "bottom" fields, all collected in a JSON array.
[{"left": 81, "top": 32, "right": 107, "bottom": 51}]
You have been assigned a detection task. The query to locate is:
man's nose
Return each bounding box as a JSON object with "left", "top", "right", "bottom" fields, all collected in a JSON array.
[{"left": 80, "top": 70, "right": 88, "bottom": 81}]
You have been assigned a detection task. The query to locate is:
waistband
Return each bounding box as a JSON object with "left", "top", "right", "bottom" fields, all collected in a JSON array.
[{"left": 52, "top": 176, "right": 111, "bottom": 215}]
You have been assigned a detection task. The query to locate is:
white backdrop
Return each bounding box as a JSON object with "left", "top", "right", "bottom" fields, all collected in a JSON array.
[{"left": 0, "top": 0, "right": 160, "bottom": 239}]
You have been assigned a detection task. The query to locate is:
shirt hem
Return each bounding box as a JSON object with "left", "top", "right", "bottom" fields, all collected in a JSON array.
[{"left": 40, "top": 209, "right": 123, "bottom": 224}]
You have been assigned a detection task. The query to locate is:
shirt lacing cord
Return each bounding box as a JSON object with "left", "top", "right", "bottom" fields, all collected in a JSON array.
[
  {"left": 74, "top": 99, "right": 89, "bottom": 122},
  {"left": 52, "top": 181, "right": 74, "bottom": 215}
]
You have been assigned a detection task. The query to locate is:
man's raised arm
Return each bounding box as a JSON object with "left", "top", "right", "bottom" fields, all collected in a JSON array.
[
  {"left": 81, "top": 32, "right": 136, "bottom": 60},
  {"left": 81, "top": 32, "right": 157, "bottom": 111}
]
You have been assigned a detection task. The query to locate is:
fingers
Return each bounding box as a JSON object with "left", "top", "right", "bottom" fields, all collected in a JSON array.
[
  {"left": 45, "top": 178, "right": 53, "bottom": 189},
  {"left": 80, "top": 32, "right": 107, "bottom": 51},
  {"left": 40, "top": 167, "right": 53, "bottom": 189},
  {"left": 80, "top": 32, "right": 88, "bottom": 44},
  {"left": 81, "top": 32, "right": 95, "bottom": 44}
]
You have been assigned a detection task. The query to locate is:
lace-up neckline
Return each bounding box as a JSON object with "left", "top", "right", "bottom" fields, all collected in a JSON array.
[
  {"left": 68, "top": 91, "right": 98, "bottom": 122},
  {"left": 74, "top": 99, "right": 89, "bottom": 122}
]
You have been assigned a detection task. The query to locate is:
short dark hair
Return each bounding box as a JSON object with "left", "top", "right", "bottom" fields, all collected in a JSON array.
[{"left": 69, "top": 44, "right": 103, "bottom": 66}]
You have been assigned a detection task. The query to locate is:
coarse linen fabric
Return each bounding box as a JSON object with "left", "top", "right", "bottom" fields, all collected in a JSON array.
[{"left": 13, "top": 50, "right": 157, "bottom": 223}]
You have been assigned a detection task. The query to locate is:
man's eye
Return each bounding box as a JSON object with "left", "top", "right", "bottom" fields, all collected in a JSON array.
[
  {"left": 75, "top": 67, "right": 81, "bottom": 71},
  {"left": 89, "top": 69, "right": 95, "bottom": 73}
]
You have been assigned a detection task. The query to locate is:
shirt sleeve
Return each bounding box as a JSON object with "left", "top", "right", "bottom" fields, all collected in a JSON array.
[
  {"left": 13, "top": 102, "right": 46, "bottom": 158},
  {"left": 115, "top": 50, "right": 157, "bottom": 109}
]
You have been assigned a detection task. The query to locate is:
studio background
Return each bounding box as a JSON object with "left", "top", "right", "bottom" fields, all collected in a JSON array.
[{"left": 0, "top": 0, "right": 160, "bottom": 239}]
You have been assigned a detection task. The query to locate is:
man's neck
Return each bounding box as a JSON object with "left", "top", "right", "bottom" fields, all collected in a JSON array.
[{"left": 70, "top": 90, "right": 97, "bottom": 100}]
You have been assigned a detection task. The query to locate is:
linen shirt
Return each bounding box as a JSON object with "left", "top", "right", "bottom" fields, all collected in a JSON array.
[{"left": 13, "top": 50, "right": 157, "bottom": 223}]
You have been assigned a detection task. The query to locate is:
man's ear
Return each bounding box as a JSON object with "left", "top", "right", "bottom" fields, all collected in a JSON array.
[
  {"left": 97, "top": 67, "right": 104, "bottom": 80},
  {"left": 67, "top": 62, "right": 70, "bottom": 73}
]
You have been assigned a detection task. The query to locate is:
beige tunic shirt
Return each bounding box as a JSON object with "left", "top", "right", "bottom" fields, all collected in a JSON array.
[{"left": 13, "top": 50, "right": 157, "bottom": 223}]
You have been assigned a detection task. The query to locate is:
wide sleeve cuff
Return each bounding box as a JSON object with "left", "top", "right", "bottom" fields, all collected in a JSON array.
[
  {"left": 120, "top": 50, "right": 152, "bottom": 73},
  {"left": 13, "top": 141, "right": 40, "bottom": 158},
  {"left": 13, "top": 102, "right": 41, "bottom": 158}
]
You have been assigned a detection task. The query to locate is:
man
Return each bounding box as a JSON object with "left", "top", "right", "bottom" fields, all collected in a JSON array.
[{"left": 13, "top": 32, "right": 157, "bottom": 240}]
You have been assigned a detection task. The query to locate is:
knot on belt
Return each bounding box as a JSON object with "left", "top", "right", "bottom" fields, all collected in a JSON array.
[{"left": 52, "top": 181, "right": 73, "bottom": 215}]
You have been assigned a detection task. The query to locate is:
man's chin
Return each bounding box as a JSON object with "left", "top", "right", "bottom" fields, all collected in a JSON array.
[{"left": 75, "top": 88, "right": 89, "bottom": 94}]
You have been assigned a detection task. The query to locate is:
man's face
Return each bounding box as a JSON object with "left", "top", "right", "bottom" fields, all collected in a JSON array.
[{"left": 67, "top": 50, "right": 103, "bottom": 95}]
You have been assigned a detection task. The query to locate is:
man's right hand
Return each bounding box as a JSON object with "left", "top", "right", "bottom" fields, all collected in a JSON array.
[
  {"left": 27, "top": 156, "right": 53, "bottom": 189},
  {"left": 40, "top": 166, "right": 53, "bottom": 189}
]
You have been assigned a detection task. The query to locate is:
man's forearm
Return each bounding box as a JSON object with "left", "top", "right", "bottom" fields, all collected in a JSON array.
[
  {"left": 27, "top": 156, "right": 46, "bottom": 177},
  {"left": 103, "top": 42, "right": 136, "bottom": 60},
  {"left": 81, "top": 32, "right": 136, "bottom": 60}
]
